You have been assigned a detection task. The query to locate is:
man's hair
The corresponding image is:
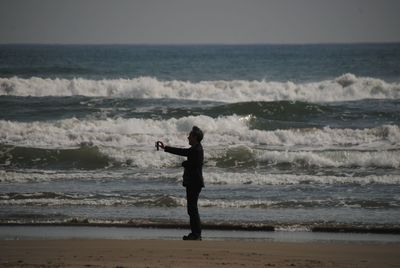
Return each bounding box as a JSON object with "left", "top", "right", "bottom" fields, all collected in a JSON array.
[{"left": 191, "top": 126, "right": 203, "bottom": 143}]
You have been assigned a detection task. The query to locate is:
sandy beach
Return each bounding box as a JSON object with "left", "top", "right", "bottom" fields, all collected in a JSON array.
[{"left": 0, "top": 239, "right": 399, "bottom": 268}]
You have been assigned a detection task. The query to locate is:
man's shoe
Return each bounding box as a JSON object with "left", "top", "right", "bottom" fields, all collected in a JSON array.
[{"left": 183, "top": 233, "right": 202, "bottom": 241}]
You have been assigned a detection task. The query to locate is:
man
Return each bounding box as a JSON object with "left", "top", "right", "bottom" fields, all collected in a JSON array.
[{"left": 157, "top": 126, "right": 204, "bottom": 240}]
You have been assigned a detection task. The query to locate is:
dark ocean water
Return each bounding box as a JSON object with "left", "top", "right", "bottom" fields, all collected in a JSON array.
[{"left": 0, "top": 44, "right": 400, "bottom": 231}]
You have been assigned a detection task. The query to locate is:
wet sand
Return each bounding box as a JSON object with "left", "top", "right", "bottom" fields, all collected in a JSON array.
[{"left": 1, "top": 239, "right": 399, "bottom": 268}]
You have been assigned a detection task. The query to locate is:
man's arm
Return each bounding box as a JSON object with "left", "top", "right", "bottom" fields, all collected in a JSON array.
[{"left": 164, "top": 146, "right": 190, "bottom": 157}]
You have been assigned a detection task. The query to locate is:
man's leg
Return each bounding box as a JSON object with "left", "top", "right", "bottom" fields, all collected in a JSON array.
[{"left": 186, "top": 187, "right": 202, "bottom": 238}]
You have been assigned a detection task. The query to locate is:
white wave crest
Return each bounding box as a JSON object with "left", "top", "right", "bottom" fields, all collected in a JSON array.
[
  {"left": 1, "top": 74, "right": 399, "bottom": 102},
  {"left": 1, "top": 116, "right": 399, "bottom": 168},
  {"left": 205, "top": 172, "right": 400, "bottom": 185},
  {"left": 254, "top": 150, "right": 400, "bottom": 168},
  {"left": 1, "top": 116, "right": 399, "bottom": 149}
]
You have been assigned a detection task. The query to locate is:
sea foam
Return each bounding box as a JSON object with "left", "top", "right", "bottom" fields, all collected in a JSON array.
[{"left": 1, "top": 74, "right": 399, "bottom": 102}]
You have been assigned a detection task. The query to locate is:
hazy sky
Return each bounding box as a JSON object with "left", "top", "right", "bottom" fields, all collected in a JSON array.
[{"left": 1, "top": 0, "right": 399, "bottom": 44}]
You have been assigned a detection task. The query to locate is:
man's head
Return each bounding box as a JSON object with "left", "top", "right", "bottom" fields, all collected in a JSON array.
[{"left": 188, "top": 126, "right": 203, "bottom": 145}]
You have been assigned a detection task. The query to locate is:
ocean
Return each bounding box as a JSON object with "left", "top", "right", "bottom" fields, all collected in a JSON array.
[{"left": 0, "top": 44, "right": 399, "bottom": 232}]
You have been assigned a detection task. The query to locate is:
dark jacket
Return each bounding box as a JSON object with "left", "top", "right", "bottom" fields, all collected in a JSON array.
[{"left": 164, "top": 143, "right": 204, "bottom": 188}]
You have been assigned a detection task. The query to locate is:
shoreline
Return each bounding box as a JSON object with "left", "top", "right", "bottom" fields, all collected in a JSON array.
[
  {"left": 1, "top": 239, "right": 399, "bottom": 268},
  {"left": 1, "top": 221, "right": 400, "bottom": 234},
  {"left": 1, "top": 225, "right": 400, "bottom": 244}
]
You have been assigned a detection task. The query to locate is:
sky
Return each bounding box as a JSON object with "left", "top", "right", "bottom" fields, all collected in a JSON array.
[{"left": 0, "top": 0, "right": 399, "bottom": 44}]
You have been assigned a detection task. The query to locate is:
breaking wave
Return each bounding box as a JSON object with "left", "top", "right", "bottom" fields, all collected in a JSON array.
[
  {"left": 1, "top": 115, "right": 399, "bottom": 169},
  {"left": 1, "top": 74, "right": 400, "bottom": 102},
  {"left": 1, "top": 116, "right": 399, "bottom": 148}
]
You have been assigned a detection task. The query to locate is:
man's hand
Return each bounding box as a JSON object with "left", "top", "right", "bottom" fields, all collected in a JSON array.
[{"left": 155, "top": 141, "right": 165, "bottom": 150}]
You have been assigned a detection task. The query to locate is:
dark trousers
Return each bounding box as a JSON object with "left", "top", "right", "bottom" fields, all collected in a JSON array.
[{"left": 186, "top": 187, "right": 202, "bottom": 236}]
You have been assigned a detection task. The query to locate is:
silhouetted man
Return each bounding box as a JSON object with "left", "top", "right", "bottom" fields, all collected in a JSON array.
[{"left": 157, "top": 126, "right": 204, "bottom": 240}]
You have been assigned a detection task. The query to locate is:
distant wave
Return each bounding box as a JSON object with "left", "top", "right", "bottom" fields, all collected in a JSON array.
[{"left": 1, "top": 74, "right": 399, "bottom": 102}]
